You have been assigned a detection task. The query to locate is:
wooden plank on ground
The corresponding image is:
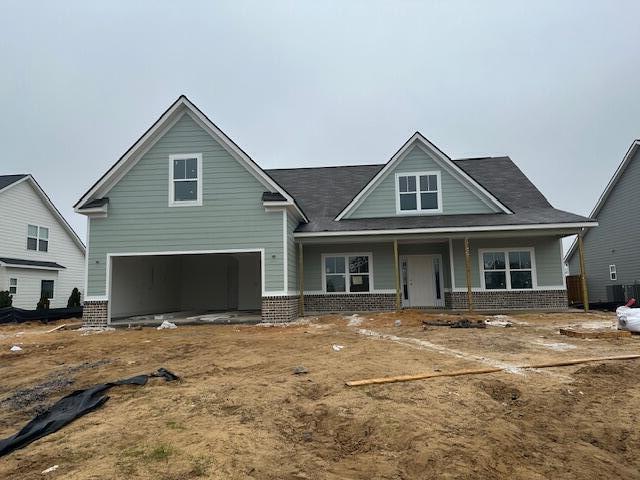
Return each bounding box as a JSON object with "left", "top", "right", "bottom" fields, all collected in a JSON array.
[
  {"left": 559, "top": 328, "right": 632, "bottom": 339},
  {"left": 346, "top": 354, "right": 640, "bottom": 387}
]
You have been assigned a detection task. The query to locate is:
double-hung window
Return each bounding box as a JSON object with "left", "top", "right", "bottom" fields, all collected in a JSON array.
[
  {"left": 609, "top": 264, "right": 617, "bottom": 281},
  {"left": 481, "top": 249, "right": 534, "bottom": 290},
  {"left": 169, "top": 153, "right": 202, "bottom": 206},
  {"left": 324, "top": 254, "right": 371, "bottom": 293},
  {"left": 9, "top": 278, "right": 17, "bottom": 295},
  {"left": 27, "top": 225, "right": 49, "bottom": 252},
  {"left": 396, "top": 172, "right": 441, "bottom": 213}
]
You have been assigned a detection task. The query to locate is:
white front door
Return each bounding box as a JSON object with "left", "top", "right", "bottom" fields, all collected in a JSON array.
[{"left": 407, "top": 255, "right": 435, "bottom": 307}]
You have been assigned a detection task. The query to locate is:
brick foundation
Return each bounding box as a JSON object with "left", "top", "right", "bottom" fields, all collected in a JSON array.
[
  {"left": 261, "top": 296, "right": 300, "bottom": 322},
  {"left": 446, "top": 290, "right": 568, "bottom": 310},
  {"left": 303, "top": 293, "right": 396, "bottom": 313},
  {"left": 83, "top": 300, "right": 109, "bottom": 326}
]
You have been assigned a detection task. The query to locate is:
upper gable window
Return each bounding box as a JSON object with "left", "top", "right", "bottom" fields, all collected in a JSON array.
[
  {"left": 395, "top": 171, "right": 441, "bottom": 214},
  {"left": 27, "top": 224, "right": 49, "bottom": 252},
  {"left": 169, "top": 153, "right": 203, "bottom": 207}
]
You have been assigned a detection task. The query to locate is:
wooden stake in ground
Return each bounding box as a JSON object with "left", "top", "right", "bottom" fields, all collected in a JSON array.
[
  {"left": 464, "top": 237, "right": 473, "bottom": 312},
  {"left": 345, "top": 354, "right": 640, "bottom": 387}
]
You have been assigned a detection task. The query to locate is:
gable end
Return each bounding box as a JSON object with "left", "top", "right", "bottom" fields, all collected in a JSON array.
[{"left": 335, "top": 133, "right": 513, "bottom": 220}]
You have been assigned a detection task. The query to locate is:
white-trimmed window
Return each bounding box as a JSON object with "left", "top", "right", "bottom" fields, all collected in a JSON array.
[
  {"left": 609, "top": 264, "right": 617, "bottom": 281},
  {"left": 9, "top": 278, "right": 17, "bottom": 295},
  {"left": 169, "top": 153, "right": 203, "bottom": 206},
  {"left": 323, "top": 254, "right": 371, "bottom": 293},
  {"left": 27, "top": 225, "right": 49, "bottom": 252},
  {"left": 480, "top": 249, "right": 535, "bottom": 290},
  {"left": 396, "top": 171, "right": 442, "bottom": 213}
]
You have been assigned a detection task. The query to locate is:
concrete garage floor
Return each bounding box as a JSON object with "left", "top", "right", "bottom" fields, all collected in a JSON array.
[{"left": 110, "top": 310, "right": 262, "bottom": 327}]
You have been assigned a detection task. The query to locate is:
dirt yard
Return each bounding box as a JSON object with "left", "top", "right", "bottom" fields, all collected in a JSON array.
[{"left": 1, "top": 310, "right": 639, "bottom": 479}]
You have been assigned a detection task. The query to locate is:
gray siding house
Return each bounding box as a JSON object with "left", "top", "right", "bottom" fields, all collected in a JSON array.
[
  {"left": 566, "top": 139, "right": 640, "bottom": 303},
  {"left": 76, "top": 96, "right": 596, "bottom": 325}
]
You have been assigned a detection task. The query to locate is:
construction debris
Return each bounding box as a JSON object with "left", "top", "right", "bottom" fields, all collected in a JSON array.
[
  {"left": 41, "top": 465, "right": 58, "bottom": 474},
  {"left": 560, "top": 328, "right": 632, "bottom": 339},
  {"left": 157, "top": 320, "right": 177, "bottom": 330},
  {"left": 485, "top": 319, "right": 513, "bottom": 328},
  {"left": 9, "top": 346, "right": 22, "bottom": 352},
  {"left": 0, "top": 368, "right": 179, "bottom": 457},
  {"left": 345, "top": 354, "right": 640, "bottom": 387},
  {"left": 423, "top": 319, "right": 486, "bottom": 329},
  {"left": 332, "top": 344, "right": 344, "bottom": 352},
  {"left": 293, "top": 366, "right": 309, "bottom": 375}
]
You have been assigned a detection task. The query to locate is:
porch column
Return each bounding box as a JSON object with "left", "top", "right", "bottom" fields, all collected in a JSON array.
[
  {"left": 464, "top": 237, "right": 474, "bottom": 311},
  {"left": 577, "top": 233, "right": 589, "bottom": 312},
  {"left": 298, "top": 242, "right": 305, "bottom": 316},
  {"left": 393, "top": 240, "right": 400, "bottom": 310}
]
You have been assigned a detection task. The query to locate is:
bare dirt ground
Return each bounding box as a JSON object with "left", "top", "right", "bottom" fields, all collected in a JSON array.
[{"left": 1, "top": 310, "right": 639, "bottom": 479}]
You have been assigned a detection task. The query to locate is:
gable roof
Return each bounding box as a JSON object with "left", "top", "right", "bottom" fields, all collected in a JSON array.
[
  {"left": 565, "top": 139, "right": 640, "bottom": 262},
  {"left": 267, "top": 157, "right": 595, "bottom": 235},
  {"left": 75, "top": 95, "right": 308, "bottom": 222},
  {"left": 0, "top": 175, "right": 85, "bottom": 252},
  {"left": 334, "top": 132, "right": 513, "bottom": 220},
  {"left": 0, "top": 174, "right": 28, "bottom": 192}
]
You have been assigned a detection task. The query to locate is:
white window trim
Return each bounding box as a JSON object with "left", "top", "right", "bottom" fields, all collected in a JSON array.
[
  {"left": 9, "top": 278, "right": 17, "bottom": 295},
  {"left": 609, "top": 264, "right": 617, "bottom": 281},
  {"left": 479, "top": 247, "right": 537, "bottom": 291},
  {"left": 395, "top": 171, "right": 443, "bottom": 215},
  {"left": 27, "top": 224, "right": 50, "bottom": 253},
  {"left": 321, "top": 253, "right": 374, "bottom": 294},
  {"left": 168, "top": 153, "right": 203, "bottom": 207}
]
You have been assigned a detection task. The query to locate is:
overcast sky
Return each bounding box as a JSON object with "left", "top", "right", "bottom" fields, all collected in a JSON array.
[{"left": 2, "top": 1, "right": 639, "bottom": 250}]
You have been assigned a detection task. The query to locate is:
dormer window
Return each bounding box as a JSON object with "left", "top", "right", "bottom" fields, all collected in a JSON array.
[
  {"left": 395, "top": 171, "right": 442, "bottom": 214},
  {"left": 169, "top": 153, "right": 203, "bottom": 207}
]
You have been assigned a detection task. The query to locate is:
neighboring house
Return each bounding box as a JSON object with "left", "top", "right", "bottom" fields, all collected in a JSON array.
[
  {"left": 75, "top": 96, "right": 597, "bottom": 326},
  {"left": 566, "top": 139, "right": 640, "bottom": 303},
  {"left": 0, "top": 175, "right": 85, "bottom": 309}
]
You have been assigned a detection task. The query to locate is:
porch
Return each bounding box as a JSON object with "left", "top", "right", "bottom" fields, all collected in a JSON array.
[{"left": 296, "top": 230, "right": 586, "bottom": 314}]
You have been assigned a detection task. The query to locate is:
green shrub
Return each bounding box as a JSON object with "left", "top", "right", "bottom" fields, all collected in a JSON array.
[
  {"left": 0, "top": 291, "right": 12, "bottom": 308},
  {"left": 67, "top": 287, "right": 81, "bottom": 308},
  {"left": 36, "top": 295, "right": 50, "bottom": 310}
]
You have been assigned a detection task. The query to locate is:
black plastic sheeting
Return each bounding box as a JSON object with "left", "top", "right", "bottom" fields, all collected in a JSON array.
[
  {"left": 0, "top": 307, "right": 82, "bottom": 324},
  {"left": 0, "top": 368, "right": 179, "bottom": 457}
]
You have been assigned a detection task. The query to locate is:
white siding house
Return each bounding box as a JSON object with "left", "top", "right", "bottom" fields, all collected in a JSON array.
[{"left": 0, "top": 175, "right": 85, "bottom": 309}]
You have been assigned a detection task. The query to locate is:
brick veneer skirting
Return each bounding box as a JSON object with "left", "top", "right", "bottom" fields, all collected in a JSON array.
[
  {"left": 261, "top": 296, "right": 300, "bottom": 322},
  {"left": 83, "top": 300, "right": 109, "bottom": 326},
  {"left": 445, "top": 290, "right": 568, "bottom": 310},
  {"left": 303, "top": 293, "right": 396, "bottom": 313}
]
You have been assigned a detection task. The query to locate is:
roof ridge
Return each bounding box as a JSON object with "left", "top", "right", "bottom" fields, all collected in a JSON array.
[{"left": 266, "top": 164, "right": 384, "bottom": 171}]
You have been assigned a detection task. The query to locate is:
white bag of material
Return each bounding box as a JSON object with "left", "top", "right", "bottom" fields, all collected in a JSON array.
[
  {"left": 616, "top": 306, "right": 640, "bottom": 332},
  {"left": 157, "top": 320, "right": 177, "bottom": 330}
]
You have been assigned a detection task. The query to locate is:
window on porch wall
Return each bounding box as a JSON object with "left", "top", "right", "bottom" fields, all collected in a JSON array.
[
  {"left": 481, "top": 250, "right": 533, "bottom": 290},
  {"left": 324, "top": 255, "right": 371, "bottom": 293}
]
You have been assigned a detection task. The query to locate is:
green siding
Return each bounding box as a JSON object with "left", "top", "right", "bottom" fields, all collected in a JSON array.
[
  {"left": 452, "top": 236, "right": 564, "bottom": 288},
  {"left": 348, "top": 145, "right": 498, "bottom": 218},
  {"left": 87, "top": 113, "right": 285, "bottom": 296},
  {"left": 302, "top": 243, "right": 395, "bottom": 291}
]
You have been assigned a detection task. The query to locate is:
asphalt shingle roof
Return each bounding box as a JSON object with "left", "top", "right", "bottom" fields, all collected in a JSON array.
[
  {"left": 266, "top": 157, "right": 593, "bottom": 233},
  {"left": 0, "top": 257, "right": 66, "bottom": 269},
  {"left": 0, "top": 175, "right": 28, "bottom": 191}
]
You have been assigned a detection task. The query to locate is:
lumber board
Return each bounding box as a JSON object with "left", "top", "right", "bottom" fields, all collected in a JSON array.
[
  {"left": 559, "top": 328, "right": 632, "bottom": 339},
  {"left": 346, "top": 354, "right": 640, "bottom": 387}
]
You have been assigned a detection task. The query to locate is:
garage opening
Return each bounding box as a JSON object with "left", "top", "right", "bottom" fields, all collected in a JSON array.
[{"left": 109, "top": 252, "right": 261, "bottom": 325}]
